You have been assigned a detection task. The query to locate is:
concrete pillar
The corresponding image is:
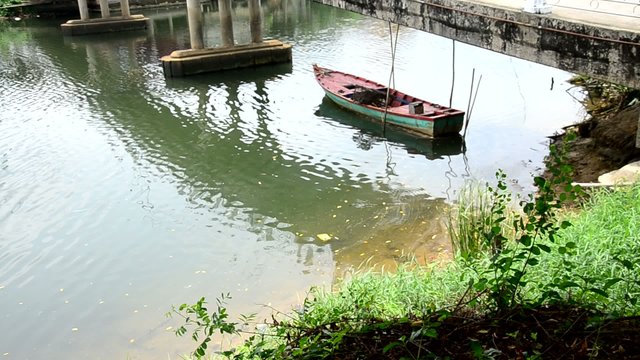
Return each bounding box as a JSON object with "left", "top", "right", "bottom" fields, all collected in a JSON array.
[
  {"left": 120, "top": 0, "right": 131, "bottom": 18},
  {"left": 248, "top": 0, "right": 262, "bottom": 43},
  {"left": 186, "top": 0, "right": 204, "bottom": 49},
  {"left": 76, "top": 0, "right": 90, "bottom": 20},
  {"left": 524, "top": 0, "right": 551, "bottom": 14},
  {"left": 218, "top": 0, "right": 234, "bottom": 47},
  {"left": 98, "top": 0, "right": 110, "bottom": 18}
]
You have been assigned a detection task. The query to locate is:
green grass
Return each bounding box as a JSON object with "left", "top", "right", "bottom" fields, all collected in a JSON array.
[
  {"left": 299, "top": 261, "right": 470, "bottom": 326},
  {"left": 521, "top": 184, "right": 640, "bottom": 315}
]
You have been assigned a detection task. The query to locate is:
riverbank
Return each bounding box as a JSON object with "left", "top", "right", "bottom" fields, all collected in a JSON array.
[{"left": 550, "top": 77, "right": 640, "bottom": 184}]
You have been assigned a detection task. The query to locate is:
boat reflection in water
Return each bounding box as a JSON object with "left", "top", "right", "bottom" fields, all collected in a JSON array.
[{"left": 315, "top": 97, "right": 465, "bottom": 160}]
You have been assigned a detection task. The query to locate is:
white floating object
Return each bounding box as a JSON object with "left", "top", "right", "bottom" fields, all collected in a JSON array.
[{"left": 316, "top": 233, "right": 331, "bottom": 242}]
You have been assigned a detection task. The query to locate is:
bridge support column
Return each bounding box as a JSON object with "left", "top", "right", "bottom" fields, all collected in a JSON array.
[
  {"left": 76, "top": 0, "right": 89, "bottom": 20},
  {"left": 218, "top": 0, "right": 234, "bottom": 47},
  {"left": 249, "top": 0, "right": 263, "bottom": 43},
  {"left": 160, "top": 0, "right": 291, "bottom": 77},
  {"left": 98, "top": 0, "right": 110, "bottom": 18},
  {"left": 186, "top": 0, "right": 204, "bottom": 49},
  {"left": 524, "top": 0, "right": 551, "bottom": 14},
  {"left": 120, "top": 0, "right": 131, "bottom": 18},
  {"left": 61, "top": 0, "right": 148, "bottom": 36}
]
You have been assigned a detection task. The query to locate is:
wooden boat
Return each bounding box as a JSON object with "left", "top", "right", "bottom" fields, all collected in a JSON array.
[
  {"left": 315, "top": 97, "right": 464, "bottom": 160},
  {"left": 313, "top": 64, "right": 465, "bottom": 138}
]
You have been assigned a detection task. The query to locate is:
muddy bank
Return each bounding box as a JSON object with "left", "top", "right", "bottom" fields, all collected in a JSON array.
[{"left": 549, "top": 79, "right": 640, "bottom": 183}]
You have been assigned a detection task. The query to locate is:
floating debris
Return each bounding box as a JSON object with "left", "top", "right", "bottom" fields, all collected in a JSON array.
[{"left": 316, "top": 233, "right": 332, "bottom": 242}]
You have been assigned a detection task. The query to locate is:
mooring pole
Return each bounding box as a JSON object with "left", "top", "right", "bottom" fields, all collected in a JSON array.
[
  {"left": 248, "top": 0, "right": 263, "bottom": 43},
  {"left": 218, "top": 0, "right": 234, "bottom": 47},
  {"left": 186, "top": 0, "right": 204, "bottom": 49}
]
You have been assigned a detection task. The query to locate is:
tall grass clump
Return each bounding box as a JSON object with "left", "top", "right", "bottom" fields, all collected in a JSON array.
[{"left": 447, "top": 172, "right": 516, "bottom": 259}]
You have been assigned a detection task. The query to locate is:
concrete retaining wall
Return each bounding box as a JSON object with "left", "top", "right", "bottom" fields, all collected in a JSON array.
[{"left": 315, "top": 0, "right": 640, "bottom": 88}]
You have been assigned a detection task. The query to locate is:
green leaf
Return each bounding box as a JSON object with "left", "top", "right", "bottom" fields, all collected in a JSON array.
[
  {"left": 560, "top": 220, "right": 571, "bottom": 229},
  {"left": 508, "top": 277, "right": 521, "bottom": 286},
  {"left": 558, "top": 281, "right": 579, "bottom": 289},
  {"left": 589, "top": 288, "right": 608, "bottom": 298},
  {"left": 604, "top": 278, "right": 623, "bottom": 290},
  {"left": 538, "top": 244, "right": 551, "bottom": 253},
  {"left": 620, "top": 259, "right": 634, "bottom": 270},
  {"left": 423, "top": 328, "right": 438, "bottom": 338},
  {"left": 196, "top": 346, "right": 205, "bottom": 357},
  {"left": 531, "top": 245, "right": 540, "bottom": 255}
]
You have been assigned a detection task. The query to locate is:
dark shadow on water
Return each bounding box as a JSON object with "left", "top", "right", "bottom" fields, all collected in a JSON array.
[
  {"left": 163, "top": 62, "right": 293, "bottom": 89},
  {"left": 315, "top": 97, "right": 465, "bottom": 160}
]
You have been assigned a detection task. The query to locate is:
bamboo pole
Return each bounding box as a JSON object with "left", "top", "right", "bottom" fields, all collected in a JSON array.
[
  {"left": 449, "top": 40, "right": 455, "bottom": 108},
  {"left": 382, "top": 21, "right": 400, "bottom": 135},
  {"left": 463, "top": 72, "right": 482, "bottom": 139}
]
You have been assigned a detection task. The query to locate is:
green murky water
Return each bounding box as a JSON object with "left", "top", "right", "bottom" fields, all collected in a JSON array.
[{"left": 0, "top": 1, "right": 582, "bottom": 358}]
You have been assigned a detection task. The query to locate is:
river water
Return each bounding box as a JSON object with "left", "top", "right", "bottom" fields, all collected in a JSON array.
[{"left": 0, "top": 1, "right": 583, "bottom": 358}]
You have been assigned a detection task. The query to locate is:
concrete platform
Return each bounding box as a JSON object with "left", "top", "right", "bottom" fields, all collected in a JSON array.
[
  {"left": 160, "top": 39, "right": 293, "bottom": 77},
  {"left": 61, "top": 15, "right": 149, "bottom": 36}
]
